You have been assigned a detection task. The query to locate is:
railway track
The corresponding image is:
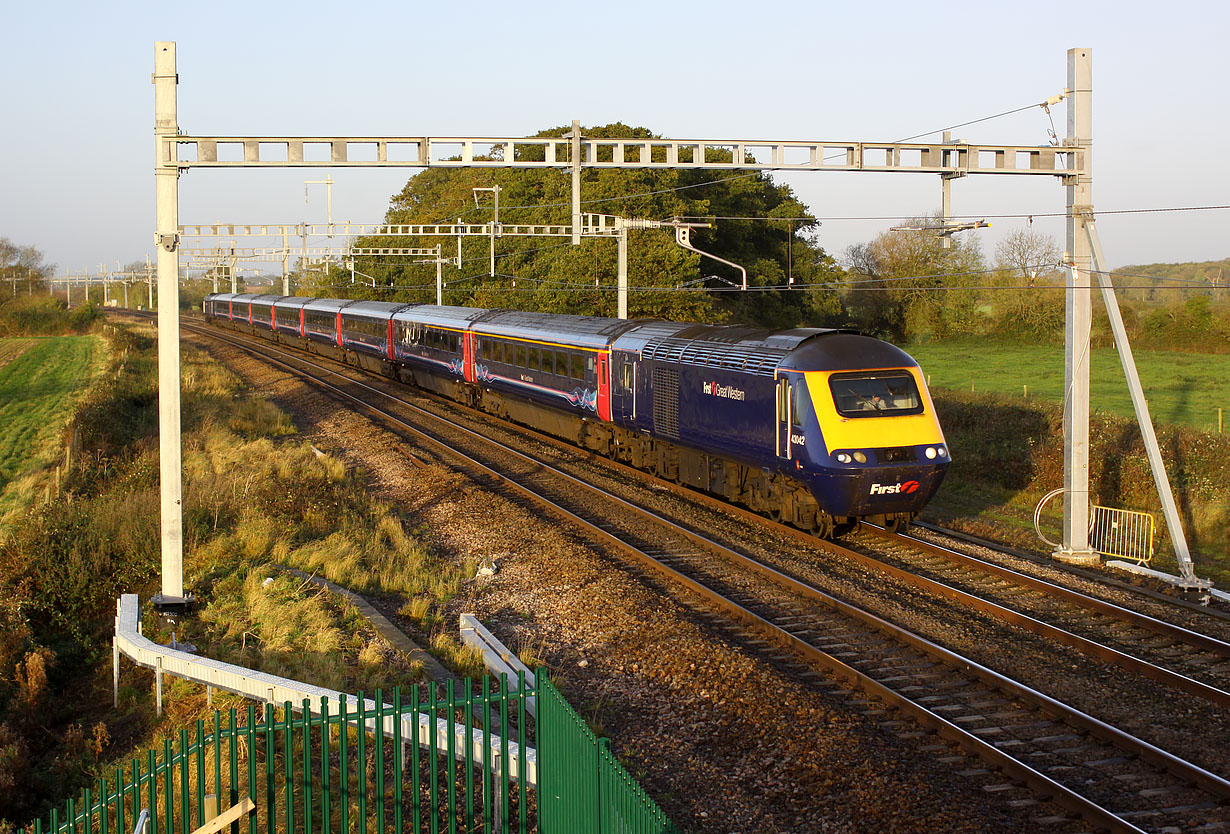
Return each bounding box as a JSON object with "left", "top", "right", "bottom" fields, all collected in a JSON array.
[
  {"left": 911, "top": 521, "right": 1230, "bottom": 624},
  {"left": 847, "top": 527, "right": 1230, "bottom": 699},
  {"left": 172, "top": 316, "right": 1230, "bottom": 832}
]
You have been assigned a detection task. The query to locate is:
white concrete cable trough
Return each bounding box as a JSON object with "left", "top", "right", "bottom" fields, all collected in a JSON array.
[
  {"left": 459, "top": 614, "right": 537, "bottom": 719},
  {"left": 112, "top": 594, "right": 537, "bottom": 788}
]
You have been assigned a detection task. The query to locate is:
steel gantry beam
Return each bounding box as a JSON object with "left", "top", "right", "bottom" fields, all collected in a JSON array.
[
  {"left": 161, "top": 134, "right": 1080, "bottom": 179},
  {"left": 177, "top": 216, "right": 632, "bottom": 240},
  {"left": 179, "top": 246, "right": 442, "bottom": 259}
]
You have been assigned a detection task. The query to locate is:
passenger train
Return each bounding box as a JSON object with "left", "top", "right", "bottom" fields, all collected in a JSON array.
[{"left": 204, "top": 292, "right": 950, "bottom": 537}]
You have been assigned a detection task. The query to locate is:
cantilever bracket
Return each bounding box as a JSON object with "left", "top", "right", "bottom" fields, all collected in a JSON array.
[{"left": 675, "top": 225, "right": 748, "bottom": 290}]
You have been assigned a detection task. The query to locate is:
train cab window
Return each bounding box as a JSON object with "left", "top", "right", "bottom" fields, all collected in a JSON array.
[
  {"left": 791, "top": 380, "right": 813, "bottom": 430},
  {"left": 621, "top": 362, "right": 633, "bottom": 391},
  {"left": 571, "top": 354, "right": 585, "bottom": 381},
  {"left": 828, "top": 372, "right": 923, "bottom": 418}
]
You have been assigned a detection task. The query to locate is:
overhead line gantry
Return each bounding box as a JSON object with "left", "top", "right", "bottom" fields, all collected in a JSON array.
[{"left": 152, "top": 42, "right": 1210, "bottom": 616}]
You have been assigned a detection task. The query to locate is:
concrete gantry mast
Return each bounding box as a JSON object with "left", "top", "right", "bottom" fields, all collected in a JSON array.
[
  {"left": 152, "top": 42, "right": 188, "bottom": 609},
  {"left": 1056, "top": 48, "right": 1098, "bottom": 566}
]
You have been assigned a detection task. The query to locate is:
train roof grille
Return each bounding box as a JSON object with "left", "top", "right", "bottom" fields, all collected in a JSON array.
[{"left": 641, "top": 336, "right": 785, "bottom": 376}]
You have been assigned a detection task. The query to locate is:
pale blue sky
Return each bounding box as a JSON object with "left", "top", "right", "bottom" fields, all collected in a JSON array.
[{"left": 3, "top": 0, "right": 1227, "bottom": 278}]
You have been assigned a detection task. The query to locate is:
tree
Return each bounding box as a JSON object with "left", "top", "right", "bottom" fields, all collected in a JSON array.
[
  {"left": 840, "top": 216, "right": 986, "bottom": 341},
  {"left": 0, "top": 238, "right": 54, "bottom": 299},
  {"left": 989, "top": 227, "right": 1064, "bottom": 340},
  {"left": 349, "top": 123, "right": 845, "bottom": 327}
]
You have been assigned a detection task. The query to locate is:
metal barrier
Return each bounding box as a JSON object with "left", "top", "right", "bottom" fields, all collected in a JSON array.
[
  {"left": 33, "top": 684, "right": 533, "bottom": 834},
  {"left": 1089, "top": 504, "right": 1155, "bottom": 564},
  {"left": 460, "top": 614, "right": 537, "bottom": 718},
  {"left": 113, "top": 594, "right": 536, "bottom": 787},
  {"left": 1034, "top": 491, "right": 1155, "bottom": 565},
  {"left": 34, "top": 670, "right": 683, "bottom": 834},
  {"left": 537, "top": 674, "right": 681, "bottom": 834}
]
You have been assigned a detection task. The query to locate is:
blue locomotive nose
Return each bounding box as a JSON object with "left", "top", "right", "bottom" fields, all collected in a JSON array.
[{"left": 809, "top": 462, "right": 949, "bottom": 517}]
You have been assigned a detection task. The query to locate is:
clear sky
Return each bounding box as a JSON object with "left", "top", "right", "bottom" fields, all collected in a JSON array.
[{"left": 3, "top": 0, "right": 1227, "bottom": 279}]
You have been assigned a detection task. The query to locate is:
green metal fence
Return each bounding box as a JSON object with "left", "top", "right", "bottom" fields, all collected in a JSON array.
[
  {"left": 31, "top": 672, "right": 678, "bottom": 834},
  {"left": 536, "top": 674, "right": 681, "bottom": 834}
]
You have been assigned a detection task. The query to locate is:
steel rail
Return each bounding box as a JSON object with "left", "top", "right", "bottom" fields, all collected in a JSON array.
[
  {"left": 911, "top": 520, "right": 1230, "bottom": 624},
  {"left": 816, "top": 536, "right": 1230, "bottom": 708},
  {"left": 179, "top": 317, "right": 1230, "bottom": 833},
  {"left": 875, "top": 526, "right": 1230, "bottom": 657}
]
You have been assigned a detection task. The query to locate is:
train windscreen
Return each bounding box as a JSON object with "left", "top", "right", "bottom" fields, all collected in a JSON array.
[{"left": 828, "top": 371, "right": 923, "bottom": 418}]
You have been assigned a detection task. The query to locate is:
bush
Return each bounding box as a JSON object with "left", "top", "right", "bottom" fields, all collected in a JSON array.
[{"left": 0, "top": 298, "right": 97, "bottom": 337}]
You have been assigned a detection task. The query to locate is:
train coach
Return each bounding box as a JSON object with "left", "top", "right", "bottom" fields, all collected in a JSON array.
[{"left": 205, "top": 293, "right": 950, "bottom": 537}]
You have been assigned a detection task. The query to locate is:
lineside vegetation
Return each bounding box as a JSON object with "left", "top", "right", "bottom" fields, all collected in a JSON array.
[
  {"left": 0, "top": 319, "right": 479, "bottom": 829},
  {"left": 927, "top": 390, "right": 1230, "bottom": 586}
]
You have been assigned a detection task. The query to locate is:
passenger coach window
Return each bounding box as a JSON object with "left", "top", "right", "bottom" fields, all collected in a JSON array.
[
  {"left": 571, "top": 354, "right": 585, "bottom": 380},
  {"left": 527, "top": 347, "right": 539, "bottom": 371},
  {"left": 828, "top": 372, "right": 923, "bottom": 418},
  {"left": 515, "top": 345, "right": 526, "bottom": 367}
]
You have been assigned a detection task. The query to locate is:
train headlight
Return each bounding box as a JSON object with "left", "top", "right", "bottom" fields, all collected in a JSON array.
[
  {"left": 853, "top": 451, "right": 867, "bottom": 463},
  {"left": 925, "top": 447, "right": 937, "bottom": 459},
  {"left": 938, "top": 446, "right": 947, "bottom": 457},
  {"left": 835, "top": 453, "right": 852, "bottom": 464}
]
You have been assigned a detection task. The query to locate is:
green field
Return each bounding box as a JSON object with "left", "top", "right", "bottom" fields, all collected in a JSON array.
[
  {"left": 905, "top": 343, "right": 1230, "bottom": 433},
  {"left": 0, "top": 335, "right": 103, "bottom": 504}
]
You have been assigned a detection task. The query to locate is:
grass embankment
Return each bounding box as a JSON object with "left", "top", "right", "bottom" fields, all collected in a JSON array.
[
  {"left": 0, "top": 335, "right": 105, "bottom": 516},
  {"left": 908, "top": 343, "right": 1230, "bottom": 433},
  {"left": 924, "top": 389, "right": 1230, "bottom": 587},
  {"left": 0, "top": 319, "right": 480, "bottom": 829}
]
